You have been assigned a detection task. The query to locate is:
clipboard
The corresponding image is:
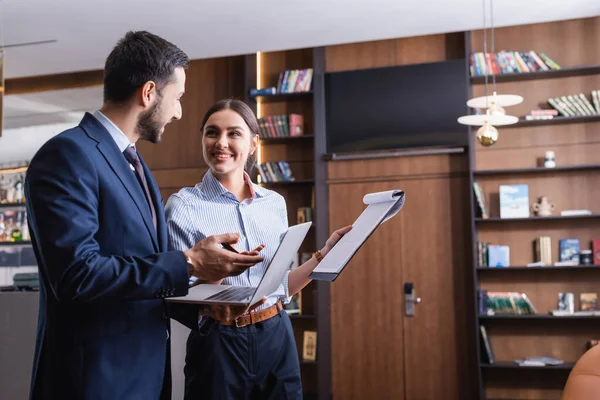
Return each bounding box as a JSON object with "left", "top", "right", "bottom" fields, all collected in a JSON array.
[{"left": 309, "top": 189, "right": 405, "bottom": 282}]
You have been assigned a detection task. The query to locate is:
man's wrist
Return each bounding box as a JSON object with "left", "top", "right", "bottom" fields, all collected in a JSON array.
[{"left": 183, "top": 250, "right": 195, "bottom": 278}]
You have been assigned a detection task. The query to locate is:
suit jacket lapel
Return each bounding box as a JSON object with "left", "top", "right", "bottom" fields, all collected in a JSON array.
[
  {"left": 79, "top": 113, "right": 159, "bottom": 252},
  {"left": 139, "top": 154, "right": 168, "bottom": 253}
]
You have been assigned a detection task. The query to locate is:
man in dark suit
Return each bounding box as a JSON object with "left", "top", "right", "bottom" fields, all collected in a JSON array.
[{"left": 25, "top": 31, "right": 263, "bottom": 400}]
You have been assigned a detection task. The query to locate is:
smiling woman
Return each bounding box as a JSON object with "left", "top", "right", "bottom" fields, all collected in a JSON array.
[{"left": 164, "top": 98, "right": 350, "bottom": 400}]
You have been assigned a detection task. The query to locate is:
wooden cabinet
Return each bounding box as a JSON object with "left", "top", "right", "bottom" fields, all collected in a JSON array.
[{"left": 328, "top": 153, "right": 475, "bottom": 400}]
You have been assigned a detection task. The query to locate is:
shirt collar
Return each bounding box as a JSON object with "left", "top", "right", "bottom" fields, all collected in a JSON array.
[
  {"left": 201, "top": 169, "right": 268, "bottom": 201},
  {"left": 91, "top": 110, "right": 135, "bottom": 153}
]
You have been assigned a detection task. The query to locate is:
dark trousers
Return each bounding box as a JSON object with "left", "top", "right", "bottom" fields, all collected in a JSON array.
[{"left": 183, "top": 309, "right": 303, "bottom": 400}]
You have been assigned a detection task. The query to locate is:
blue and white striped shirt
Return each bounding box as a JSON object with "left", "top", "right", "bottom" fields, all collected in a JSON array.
[{"left": 165, "top": 169, "right": 290, "bottom": 312}]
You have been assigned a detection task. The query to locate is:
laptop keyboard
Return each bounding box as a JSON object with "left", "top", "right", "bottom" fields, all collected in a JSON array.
[{"left": 205, "top": 286, "right": 256, "bottom": 302}]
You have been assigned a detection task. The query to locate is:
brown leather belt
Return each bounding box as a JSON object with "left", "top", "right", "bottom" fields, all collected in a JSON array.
[{"left": 221, "top": 300, "right": 283, "bottom": 328}]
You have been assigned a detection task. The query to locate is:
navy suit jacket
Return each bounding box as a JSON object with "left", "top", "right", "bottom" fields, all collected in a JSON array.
[{"left": 25, "top": 113, "right": 193, "bottom": 400}]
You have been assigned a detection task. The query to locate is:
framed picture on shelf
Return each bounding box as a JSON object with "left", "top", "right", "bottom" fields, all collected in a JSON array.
[
  {"left": 302, "top": 330, "right": 317, "bottom": 361},
  {"left": 284, "top": 291, "right": 302, "bottom": 315}
]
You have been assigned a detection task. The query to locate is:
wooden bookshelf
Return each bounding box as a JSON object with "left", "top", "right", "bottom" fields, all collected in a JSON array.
[
  {"left": 260, "top": 134, "right": 315, "bottom": 144},
  {"left": 249, "top": 91, "right": 313, "bottom": 103},
  {"left": 477, "top": 265, "right": 600, "bottom": 271},
  {"left": 512, "top": 115, "right": 600, "bottom": 128},
  {"left": 470, "top": 64, "right": 600, "bottom": 84},
  {"left": 475, "top": 214, "right": 600, "bottom": 222},
  {"left": 474, "top": 164, "right": 600, "bottom": 176},
  {"left": 481, "top": 362, "right": 575, "bottom": 371},
  {"left": 244, "top": 48, "right": 322, "bottom": 398},
  {"left": 0, "top": 241, "right": 32, "bottom": 246},
  {"left": 479, "top": 315, "right": 600, "bottom": 320},
  {"left": 0, "top": 203, "right": 26, "bottom": 209},
  {"left": 468, "top": 16, "right": 600, "bottom": 400}
]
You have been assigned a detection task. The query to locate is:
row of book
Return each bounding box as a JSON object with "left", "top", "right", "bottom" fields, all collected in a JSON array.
[
  {"left": 256, "top": 161, "right": 295, "bottom": 183},
  {"left": 248, "top": 69, "right": 313, "bottom": 97},
  {"left": 477, "top": 238, "right": 598, "bottom": 268},
  {"left": 276, "top": 69, "right": 313, "bottom": 93},
  {"left": 469, "top": 51, "right": 560, "bottom": 76},
  {"left": 478, "top": 290, "right": 537, "bottom": 315},
  {"left": 547, "top": 91, "right": 600, "bottom": 117},
  {"left": 258, "top": 114, "right": 304, "bottom": 138}
]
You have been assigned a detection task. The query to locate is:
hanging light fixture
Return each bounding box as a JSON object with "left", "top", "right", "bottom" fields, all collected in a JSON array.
[{"left": 458, "top": 0, "right": 522, "bottom": 146}]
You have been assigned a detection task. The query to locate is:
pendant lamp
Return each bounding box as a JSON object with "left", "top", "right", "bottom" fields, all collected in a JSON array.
[{"left": 458, "top": 0, "right": 522, "bottom": 146}]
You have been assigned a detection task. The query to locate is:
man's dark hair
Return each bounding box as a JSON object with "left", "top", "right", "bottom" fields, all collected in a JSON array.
[{"left": 103, "top": 31, "right": 189, "bottom": 103}]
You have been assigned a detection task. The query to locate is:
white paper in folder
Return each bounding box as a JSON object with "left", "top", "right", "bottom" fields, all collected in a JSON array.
[{"left": 310, "top": 189, "right": 405, "bottom": 282}]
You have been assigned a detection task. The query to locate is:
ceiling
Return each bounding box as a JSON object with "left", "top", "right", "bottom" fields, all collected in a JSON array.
[
  {"left": 3, "top": 86, "right": 101, "bottom": 129},
  {"left": 0, "top": 0, "right": 598, "bottom": 79}
]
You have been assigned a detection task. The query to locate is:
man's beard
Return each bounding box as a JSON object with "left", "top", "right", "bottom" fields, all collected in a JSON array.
[{"left": 137, "top": 99, "right": 163, "bottom": 144}]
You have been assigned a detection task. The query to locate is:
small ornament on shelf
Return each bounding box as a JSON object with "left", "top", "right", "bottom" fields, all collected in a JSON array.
[
  {"left": 532, "top": 196, "right": 554, "bottom": 217},
  {"left": 544, "top": 151, "right": 556, "bottom": 168}
]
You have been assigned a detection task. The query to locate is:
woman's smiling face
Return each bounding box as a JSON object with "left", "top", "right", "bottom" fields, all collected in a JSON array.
[{"left": 202, "top": 109, "right": 258, "bottom": 178}]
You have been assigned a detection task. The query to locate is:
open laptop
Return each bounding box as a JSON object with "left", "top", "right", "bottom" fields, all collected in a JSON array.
[{"left": 167, "top": 221, "right": 312, "bottom": 306}]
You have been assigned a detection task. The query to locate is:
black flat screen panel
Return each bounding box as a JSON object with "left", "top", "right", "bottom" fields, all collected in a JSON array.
[{"left": 325, "top": 59, "right": 468, "bottom": 154}]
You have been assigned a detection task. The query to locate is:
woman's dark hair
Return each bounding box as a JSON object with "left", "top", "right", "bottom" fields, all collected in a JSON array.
[
  {"left": 103, "top": 30, "right": 189, "bottom": 103},
  {"left": 200, "top": 99, "right": 259, "bottom": 173}
]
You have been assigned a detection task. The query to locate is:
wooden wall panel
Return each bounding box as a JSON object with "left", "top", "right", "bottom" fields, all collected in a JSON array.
[
  {"left": 327, "top": 153, "right": 469, "bottom": 182},
  {"left": 474, "top": 122, "right": 600, "bottom": 170},
  {"left": 325, "top": 32, "right": 464, "bottom": 73},
  {"left": 470, "top": 17, "right": 600, "bottom": 67}
]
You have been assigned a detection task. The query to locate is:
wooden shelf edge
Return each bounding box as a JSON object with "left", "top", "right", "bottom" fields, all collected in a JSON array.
[
  {"left": 475, "top": 214, "right": 600, "bottom": 222},
  {"left": 0, "top": 203, "right": 27, "bottom": 209},
  {"left": 250, "top": 91, "right": 313, "bottom": 103},
  {"left": 474, "top": 164, "right": 600, "bottom": 176},
  {"left": 481, "top": 361, "right": 574, "bottom": 370},
  {"left": 512, "top": 115, "right": 600, "bottom": 127},
  {"left": 477, "top": 265, "right": 600, "bottom": 271},
  {"left": 479, "top": 314, "right": 600, "bottom": 320},
  {"left": 470, "top": 65, "right": 600, "bottom": 83},
  {"left": 0, "top": 241, "right": 32, "bottom": 246},
  {"left": 259, "top": 135, "right": 315, "bottom": 144}
]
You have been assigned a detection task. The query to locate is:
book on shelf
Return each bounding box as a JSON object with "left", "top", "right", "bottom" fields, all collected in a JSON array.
[
  {"left": 477, "top": 241, "right": 489, "bottom": 267},
  {"left": 561, "top": 209, "right": 592, "bottom": 216},
  {"left": 559, "top": 238, "right": 580, "bottom": 263},
  {"left": 256, "top": 161, "right": 295, "bottom": 183},
  {"left": 534, "top": 236, "right": 552, "bottom": 265},
  {"left": 276, "top": 68, "right": 313, "bottom": 94},
  {"left": 547, "top": 91, "right": 599, "bottom": 117},
  {"left": 249, "top": 87, "right": 277, "bottom": 97},
  {"left": 580, "top": 293, "right": 597, "bottom": 312},
  {"left": 499, "top": 184, "right": 529, "bottom": 218},
  {"left": 473, "top": 182, "right": 488, "bottom": 219},
  {"left": 258, "top": 114, "right": 304, "bottom": 138},
  {"left": 480, "top": 325, "right": 495, "bottom": 364},
  {"left": 488, "top": 245, "right": 510, "bottom": 268},
  {"left": 469, "top": 50, "right": 560, "bottom": 77},
  {"left": 514, "top": 357, "right": 564, "bottom": 367},
  {"left": 482, "top": 291, "right": 537, "bottom": 315}
]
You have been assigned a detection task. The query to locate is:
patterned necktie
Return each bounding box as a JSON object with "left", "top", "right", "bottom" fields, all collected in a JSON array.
[{"left": 123, "top": 146, "right": 157, "bottom": 229}]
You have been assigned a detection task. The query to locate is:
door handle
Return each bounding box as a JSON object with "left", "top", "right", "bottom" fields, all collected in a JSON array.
[{"left": 404, "top": 282, "right": 422, "bottom": 317}]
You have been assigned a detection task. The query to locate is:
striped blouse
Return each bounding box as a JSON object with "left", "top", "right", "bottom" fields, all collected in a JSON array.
[{"left": 164, "top": 169, "right": 290, "bottom": 312}]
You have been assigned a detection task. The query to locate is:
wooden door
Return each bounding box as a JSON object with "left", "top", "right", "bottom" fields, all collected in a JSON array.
[
  {"left": 330, "top": 181, "right": 406, "bottom": 400},
  {"left": 399, "top": 176, "right": 472, "bottom": 400},
  {"left": 329, "top": 171, "right": 473, "bottom": 400}
]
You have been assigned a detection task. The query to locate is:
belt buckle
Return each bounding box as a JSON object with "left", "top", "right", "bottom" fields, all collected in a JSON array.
[{"left": 234, "top": 316, "right": 247, "bottom": 328}]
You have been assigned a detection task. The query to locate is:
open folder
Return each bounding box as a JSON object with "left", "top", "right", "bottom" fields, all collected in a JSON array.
[{"left": 309, "top": 189, "right": 405, "bottom": 282}]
